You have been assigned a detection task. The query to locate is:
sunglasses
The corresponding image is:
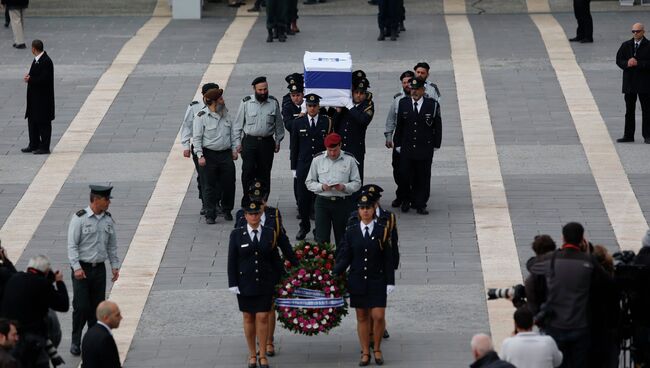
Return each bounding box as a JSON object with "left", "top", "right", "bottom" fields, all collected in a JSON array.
[{"left": 632, "top": 30, "right": 644, "bottom": 34}]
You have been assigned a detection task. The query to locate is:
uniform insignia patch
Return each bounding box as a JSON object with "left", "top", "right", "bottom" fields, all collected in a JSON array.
[
  {"left": 197, "top": 111, "right": 206, "bottom": 117},
  {"left": 243, "top": 96, "right": 252, "bottom": 102},
  {"left": 76, "top": 209, "right": 87, "bottom": 217},
  {"left": 394, "top": 92, "right": 402, "bottom": 99},
  {"left": 190, "top": 101, "right": 199, "bottom": 106},
  {"left": 105, "top": 211, "right": 112, "bottom": 217}
]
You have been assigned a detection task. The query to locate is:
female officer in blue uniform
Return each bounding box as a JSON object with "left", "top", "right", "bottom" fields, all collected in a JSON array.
[
  {"left": 234, "top": 180, "right": 297, "bottom": 357},
  {"left": 334, "top": 194, "right": 395, "bottom": 366},
  {"left": 228, "top": 199, "right": 293, "bottom": 368}
]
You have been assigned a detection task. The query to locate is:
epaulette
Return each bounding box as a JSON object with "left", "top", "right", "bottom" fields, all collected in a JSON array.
[
  {"left": 314, "top": 151, "right": 326, "bottom": 157},
  {"left": 190, "top": 101, "right": 199, "bottom": 106},
  {"left": 343, "top": 151, "right": 360, "bottom": 165},
  {"left": 366, "top": 92, "right": 374, "bottom": 101},
  {"left": 393, "top": 92, "right": 402, "bottom": 99},
  {"left": 268, "top": 95, "right": 278, "bottom": 101},
  {"left": 197, "top": 111, "right": 206, "bottom": 117},
  {"left": 76, "top": 209, "right": 87, "bottom": 217},
  {"left": 105, "top": 211, "right": 112, "bottom": 217},
  {"left": 243, "top": 96, "right": 252, "bottom": 102}
]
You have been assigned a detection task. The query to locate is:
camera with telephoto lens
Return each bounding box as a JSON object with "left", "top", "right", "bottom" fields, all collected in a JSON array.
[{"left": 486, "top": 284, "right": 527, "bottom": 308}]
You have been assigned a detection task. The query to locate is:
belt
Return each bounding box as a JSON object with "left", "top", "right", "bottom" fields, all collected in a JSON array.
[
  {"left": 318, "top": 195, "right": 349, "bottom": 202},
  {"left": 203, "top": 147, "right": 230, "bottom": 154},
  {"left": 79, "top": 261, "right": 104, "bottom": 267},
  {"left": 244, "top": 134, "right": 273, "bottom": 141}
]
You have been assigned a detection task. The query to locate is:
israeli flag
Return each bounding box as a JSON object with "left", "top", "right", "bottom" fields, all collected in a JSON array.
[{"left": 303, "top": 52, "right": 352, "bottom": 107}]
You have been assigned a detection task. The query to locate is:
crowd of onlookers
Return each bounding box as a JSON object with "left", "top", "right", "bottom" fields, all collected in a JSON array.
[{"left": 470, "top": 223, "right": 650, "bottom": 368}]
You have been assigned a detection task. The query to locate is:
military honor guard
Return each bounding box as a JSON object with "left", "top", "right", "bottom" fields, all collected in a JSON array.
[
  {"left": 413, "top": 62, "right": 441, "bottom": 101},
  {"left": 234, "top": 76, "right": 285, "bottom": 207},
  {"left": 394, "top": 78, "right": 442, "bottom": 215},
  {"left": 385, "top": 70, "right": 414, "bottom": 208},
  {"left": 228, "top": 199, "right": 295, "bottom": 368},
  {"left": 333, "top": 77, "right": 375, "bottom": 181},
  {"left": 181, "top": 82, "right": 221, "bottom": 216},
  {"left": 234, "top": 180, "right": 298, "bottom": 357},
  {"left": 305, "top": 133, "right": 361, "bottom": 246},
  {"left": 67, "top": 185, "right": 120, "bottom": 356},
  {"left": 193, "top": 88, "right": 237, "bottom": 224},
  {"left": 281, "top": 75, "right": 306, "bottom": 209},
  {"left": 334, "top": 194, "right": 395, "bottom": 366},
  {"left": 291, "top": 94, "right": 333, "bottom": 240}
]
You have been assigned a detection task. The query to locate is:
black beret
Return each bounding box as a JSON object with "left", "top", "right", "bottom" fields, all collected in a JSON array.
[
  {"left": 252, "top": 76, "right": 267, "bottom": 86},
  {"left": 399, "top": 70, "right": 415, "bottom": 81},
  {"left": 414, "top": 62, "right": 430, "bottom": 71},
  {"left": 201, "top": 82, "right": 220, "bottom": 94},
  {"left": 90, "top": 185, "right": 113, "bottom": 199}
]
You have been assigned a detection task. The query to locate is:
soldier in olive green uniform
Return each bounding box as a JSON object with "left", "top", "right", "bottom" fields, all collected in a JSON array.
[
  {"left": 67, "top": 185, "right": 120, "bottom": 356},
  {"left": 305, "top": 133, "right": 361, "bottom": 246}
]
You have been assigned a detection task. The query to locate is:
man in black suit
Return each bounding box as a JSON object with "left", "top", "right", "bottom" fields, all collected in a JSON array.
[
  {"left": 22, "top": 39, "right": 55, "bottom": 154},
  {"left": 569, "top": 0, "right": 592, "bottom": 43},
  {"left": 81, "top": 301, "right": 122, "bottom": 368},
  {"left": 394, "top": 78, "right": 442, "bottom": 215},
  {"left": 616, "top": 23, "right": 650, "bottom": 144}
]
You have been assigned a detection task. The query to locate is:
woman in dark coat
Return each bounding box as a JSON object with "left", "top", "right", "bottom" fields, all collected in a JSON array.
[
  {"left": 228, "top": 199, "right": 294, "bottom": 368},
  {"left": 334, "top": 194, "right": 395, "bottom": 366}
]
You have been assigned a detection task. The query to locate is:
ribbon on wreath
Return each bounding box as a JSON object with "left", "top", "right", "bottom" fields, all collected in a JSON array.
[{"left": 276, "top": 288, "right": 345, "bottom": 308}]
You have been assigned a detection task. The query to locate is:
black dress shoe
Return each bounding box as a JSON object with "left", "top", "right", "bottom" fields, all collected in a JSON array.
[
  {"left": 20, "top": 147, "right": 34, "bottom": 153},
  {"left": 296, "top": 228, "right": 308, "bottom": 240},
  {"left": 400, "top": 203, "right": 409, "bottom": 213},
  {"left": 223, "top": 212, "right": 233, "bottom": 221},
  {"left": 206, "top": 217, "right": 216, "bottom": 224},
  {"left": 13, "top": 43, "right": 26, "bottom": 49},
  {"left": 377, "top": 30, "right": 385, "bottom": 41},
  {"left": 32, "top": 149, "right": 50, "bottom": 154},
  {"left": 70, "top": 343, "right": 81, "bottom": 356},
  {"left": 569, "top": 37, "right": 582, "bottom": 42},
  {"left": 416, "top": 208, "right": 429, "bottom": 215},
  {"left": 617, "top": 137, "right": 634, "bottom": 143},
  {"left": 391, "top": 199, "right": 402, "bottom": 208},
  {"left": 580, "top": 38, "right": 593, "bottom": 43}
]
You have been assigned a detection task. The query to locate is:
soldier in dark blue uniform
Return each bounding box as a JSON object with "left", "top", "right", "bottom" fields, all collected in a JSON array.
[
  {"left": 333, "top": 78, "right": 375, "bottom": 182},
  {"left": 281, "top": 75, "right": 305, "bottom": 210},
  {"left": 334, "top": 194, "right": 395, "bottom": 366},
  {"left": 394, "top": 78, "right": 442, "bottom": 215},
  {"left": 234, "top": 181, "right": 298, "bottom": 358},
  {"left": 290, "top": 94, "right": 333, "bottom": 240},
  {"left": 228, "top": 199, "right": 294, "bottom": 368},
  {"left": 346, "top": 184, "right": 400, "bottom": 341}
]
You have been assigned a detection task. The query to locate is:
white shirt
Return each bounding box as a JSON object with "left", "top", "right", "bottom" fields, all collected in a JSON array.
[
  {"left": 247, "top": 224, "right": 261, "bottom": 242},
  {"left": 308, "top": 114, "right": 319, "bottom": 127},
  {"left": 260, "top": 212, "right": 266, "bottom": 227},
  {"left": 411, "top": 98, "right": 421, "bottom": 113},
  {"left": 375, "top": 207, "right": 381, "bottom": 217},
  {"left": 97, "top": 321, "right": 113, "bottom": 335},
  {"left": 34, "top": 51, "right": 44, "bottom": 62},
  {"left": 500, "top": 332, "right": 563, "bottom": 368},
  {"left": 359, "top": 220, "right": 375, "bottom": 236}
]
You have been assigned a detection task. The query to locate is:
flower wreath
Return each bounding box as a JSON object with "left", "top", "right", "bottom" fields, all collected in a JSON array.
[{"left": 275, "top": 241, "right": 348, "bottom": 336}]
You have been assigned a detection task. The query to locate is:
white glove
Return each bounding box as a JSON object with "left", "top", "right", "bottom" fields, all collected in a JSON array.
[
  {"left": 292, "top": 170, "right": 296, "bottom": 178},
  {"left": 386, "top": 285, "right": 395, "bottom": 295},
  {"left": 300, "top": 101, "right": 306, "bottom": 114},
  {"left": 345, "top": 98, "right": 355, "bottom": 110},
  {"left": 395, "top": 147, "right": 401, "bottom": 154},
  {"left": 229, "top": 286, "right": 240, "bottom": 294}
]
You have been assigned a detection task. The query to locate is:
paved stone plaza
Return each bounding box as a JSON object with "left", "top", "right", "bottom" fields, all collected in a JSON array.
[{"left": 1, "top": 0, "right": 650, "bottom": 366}]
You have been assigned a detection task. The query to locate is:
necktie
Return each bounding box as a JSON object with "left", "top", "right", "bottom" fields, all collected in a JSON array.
[
  {"left": 252, "top": 229, "right": 259, "bottom": 246},
  {"left": 364, "top": 226, "right": 370, "bottom": 240},
  {"left": 413, "top": 101, "right": 418, "bottom": 113},
  {"left": 635, "top": 42, "right": 639, "bottom": 56},
  {"left": 310, "top": 117, "right": 315, "bottom": 128}
]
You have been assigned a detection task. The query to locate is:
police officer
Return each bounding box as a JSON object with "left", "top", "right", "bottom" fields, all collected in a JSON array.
[
  {"left": 413, "top": 62, "right": 441, "bottom": 101},
  {"left": 234, "top": 76, "right": 284, "bottom": 207},
  {"left": 281, "top": 73, "right": 303, "bottom": 115},
  {"left": 306, "top": 133, "right": 361, "bottom": 246},
  {"left": 234, "top": 181, "right": 298, "bottom": 357},
  {"left": 334, "top": 193, "right": 395, "bottom": 366},
  {"left": 228, "top": 199, "right": 294, "bottom": 368},
  {"left": 67, "top": 185, "right": 120, "bottom": 356},
  {"left": 281, "top": 77, "right": 305, "bottom": 209},
  {"left": 395, "top": 78, "right": 442, "bottom": 215},
  {"left": 181, "top": 82, "right": 220, "bottom": 216},
  {"left": 266, "top": 0, "right": 288, "bottom": 42},
  {"left": 385, "top": 70, "right": 414, "bottom": 208},
  {"left": 333, "top": 78, "right": 374, "bottom": 181},
  {"left": 193, "top": 88, "right": 237, "bottom": 224},
  {"left": 291, "top": 94, "right": 333, "bottom": 240}
]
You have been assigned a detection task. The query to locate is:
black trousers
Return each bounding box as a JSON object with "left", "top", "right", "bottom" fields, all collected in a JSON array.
[
  {"left": 378, "top": 0, "right": 399, "bottom": 32},
  {"left": 573, "top": 0, "right": 592, "bottom": 40},
  {"left": 288, "top": 0, "right": 298, "bottom": 22},
  {"left": 71, "top": 262, "right": 106, "bottom": 346},
  {"left": 399, "top": 155, "right": 432, "bottom": 209},
  {"left": 314, "top": 195, "right": 353, "bottom": 247},
  {"left": 266, "top": 0, "right": 288, "bottom": 29},
  {"left": 27, "top": 118, "right": 52, "bottom": 151},
  {"left": 392, "top": 149, "right": 408, "bottom": 201},
  {"left": 296, "top": 161, "right": 314, "bottom": 231},
  {"left": 191, "top": 145, "right": 207, "bottom": 208},
  {"left": 201, "top": 148, "right": 235, "bottom": 219},
  {"left": 240, "top": 135, "right": 275, "bottom": 206},
  {"left": 4, "top": 7, "right": 9, "bottom": 25},
  {"left": 624, "top": 93, "right": 650, "bottom": 139}
]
